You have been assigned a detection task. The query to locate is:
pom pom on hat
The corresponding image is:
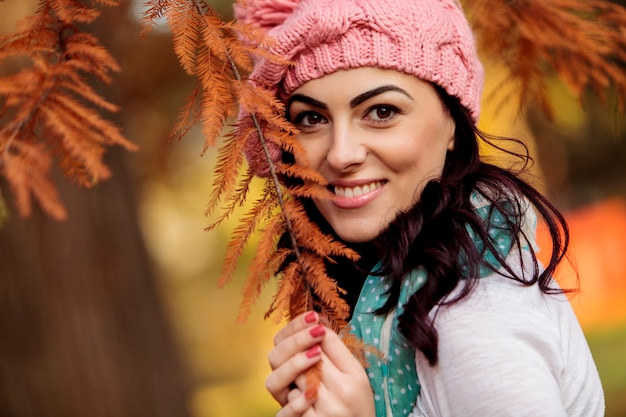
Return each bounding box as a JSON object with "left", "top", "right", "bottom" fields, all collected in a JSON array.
[
  {"left": 237, "top": 0, "right": 484, "bottom": 176},
  {"left": 234, "top": 0, "right": 301, "bottom": 31}
]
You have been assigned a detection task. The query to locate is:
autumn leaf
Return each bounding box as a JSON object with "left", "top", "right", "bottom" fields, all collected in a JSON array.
[
  {"left": 0, "top": 0, "right": 134, "bottom": 220},
  {"left": 465, "top": 0, "right": 626, "bottom": 118}
]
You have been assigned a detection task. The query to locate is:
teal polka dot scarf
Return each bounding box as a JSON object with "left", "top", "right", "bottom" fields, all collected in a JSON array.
[{"left": 349, "top": 196, "right": 524, "bottom": 417}]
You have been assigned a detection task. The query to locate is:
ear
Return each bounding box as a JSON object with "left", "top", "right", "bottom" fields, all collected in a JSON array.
[{"left": 446, "top": 120, "right": 456, "bottom": 152}]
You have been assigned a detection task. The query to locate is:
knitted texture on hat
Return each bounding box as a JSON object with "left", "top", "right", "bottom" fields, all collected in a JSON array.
[{"left": 236, "top": 0, "right": 484, "bottom": 175}]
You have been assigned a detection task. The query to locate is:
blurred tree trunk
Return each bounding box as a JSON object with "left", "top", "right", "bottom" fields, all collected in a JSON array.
[
  {"left": 0, "top": 152, "right": 191, "bottom": 417},
  {"left": 0, "top": 2, "right": 192, "bottom": 417}
]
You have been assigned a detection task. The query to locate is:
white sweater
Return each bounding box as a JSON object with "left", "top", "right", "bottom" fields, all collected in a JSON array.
[{"left": 411, "top": 271, "right": 605, "bottom": 416}]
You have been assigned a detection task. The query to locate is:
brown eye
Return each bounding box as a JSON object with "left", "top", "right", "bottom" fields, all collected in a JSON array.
[
  {"left": 375, "top": 106, "right": 393, "bottom": 119},
  {"left": 303, "top": 113, "right": 324, "bottom": 125},
  {"left": 366, "top": 105, "right": 399, "bottom": 123},
  {"left": 294, "top": 111, "right": 327, "bottom": 128}
]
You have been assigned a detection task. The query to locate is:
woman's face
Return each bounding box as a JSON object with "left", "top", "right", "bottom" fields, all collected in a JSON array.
[{"left": 287, "top": 67, "right": 455, "bottom": 243}]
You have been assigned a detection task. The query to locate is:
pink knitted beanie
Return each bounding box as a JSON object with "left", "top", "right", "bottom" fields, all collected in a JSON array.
[{"left": 236, "top": 0, "right": 484, "bottom": 175}]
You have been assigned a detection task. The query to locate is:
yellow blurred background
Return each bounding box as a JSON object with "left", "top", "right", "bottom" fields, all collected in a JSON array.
[{"left": 1, "top": 1, "right": 625, "bottom": 416}]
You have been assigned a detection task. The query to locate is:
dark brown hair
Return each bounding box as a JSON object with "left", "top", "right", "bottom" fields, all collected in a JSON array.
[{"left": 373, "top": 86, "right": 570, "bottom": 364}]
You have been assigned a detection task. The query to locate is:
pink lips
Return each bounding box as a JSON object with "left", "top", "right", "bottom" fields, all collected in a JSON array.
[{"left": 331, "top": 180, "right": 386, "bottom": 209}]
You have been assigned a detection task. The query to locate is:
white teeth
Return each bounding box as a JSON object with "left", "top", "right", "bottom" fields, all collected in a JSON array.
[{"left": 334, "top": 181, "right": 382, "bottom": 197}]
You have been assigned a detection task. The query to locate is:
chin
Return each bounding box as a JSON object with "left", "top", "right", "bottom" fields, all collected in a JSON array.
[
  {"left": 329, "top": 218, "right": 388, "bottom": 244},
  {"left": 335, "top": 230, "right": 379, "bottom": 244}
]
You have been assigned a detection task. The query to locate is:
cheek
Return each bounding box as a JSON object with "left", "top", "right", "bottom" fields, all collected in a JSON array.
[
  {"left": 294, "top": 138, "right": 325, "bottom": 167},
  {"left": 390, "top": 135, "right": 449, "bottom": 172}
]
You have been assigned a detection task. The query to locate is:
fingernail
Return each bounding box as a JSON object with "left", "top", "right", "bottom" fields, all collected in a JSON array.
[
  {"left": 309, "top": 324, "right": 325, "bottom": 338},
  {"left": 306, "top": 345, "right": 321, "bottom": 358},
  {"left": 304, "top": 311, "right": 317, "bottom": 324}
]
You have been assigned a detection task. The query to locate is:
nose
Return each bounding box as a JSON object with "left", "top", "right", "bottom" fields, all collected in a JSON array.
[{"left": 325, "top": 123, "right": 367, "bottom": 173}]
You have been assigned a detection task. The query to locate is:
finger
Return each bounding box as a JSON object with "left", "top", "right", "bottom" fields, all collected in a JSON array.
[
  {"left": 294, "top": 360, "right": 322, "bottom": 400},
  {"left": 320, "top": 327, "right": 366, "bottom": 374},
  {"left": 276, "top": 387, "right": 316, "bottom": 417},
  {"left": 314, "top": 359, "right": 375, "bottom": 417},
  {"left": 266, "top": 344, "right": 322, "bottom": 405},
  {"left": 269, "top": 322, "right": 326, "bottom": 370},
  {"left": 273, "top": 311, "right": 320, "bottom": 346},
  {"left": 307, "top": 383, "right": 336, "bottom": 416}
]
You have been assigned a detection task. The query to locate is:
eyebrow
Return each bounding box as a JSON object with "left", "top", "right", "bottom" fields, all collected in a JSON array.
[
  {"left": 350, "top": 85, "right": 413, "bottom": 108},
  {"left": 287, "top": 84, "right": 413, "bottom": 115},
  {"left": 287, "top": 94, "right": 328, "bottom": 112}
]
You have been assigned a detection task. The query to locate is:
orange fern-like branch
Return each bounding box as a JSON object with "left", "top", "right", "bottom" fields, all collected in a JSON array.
[
  {"left": 141, "top": 0, "right": 358, "bottom": 332},
  {"left": 0, "top": 0, "right": 135, "bottom": 220},
  {"left": 141, "top": 0, "right": 363, "bottom": 396},
  {"left": 465, "top": 0, "right": 626, "bottom": 118}
]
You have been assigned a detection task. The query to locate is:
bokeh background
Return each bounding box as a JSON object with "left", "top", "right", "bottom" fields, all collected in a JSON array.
[{"left": 1, "top": 1, "right": 625, "bottom": 416}]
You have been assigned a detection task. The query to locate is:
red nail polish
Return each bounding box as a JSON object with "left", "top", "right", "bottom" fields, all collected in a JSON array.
[
  {"left": 309, "top": 324, "right": 325, "bottom": 338},
  {"left": 306, "top": 345, "right": 321, "bottom": 358},
  {"left": 304, "top": 311, "right": 317, "bottom": 324}
]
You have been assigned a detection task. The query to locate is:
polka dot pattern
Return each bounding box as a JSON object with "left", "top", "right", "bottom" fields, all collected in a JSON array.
[
  {"left": 351, "top": 267, "right": 425, "bottom": 417},
  {"left": 349, "top": 193, "right": 519, "bottom": 416},
  {"left": 464, "top": 199, "right": 520, "bottom": 278}
]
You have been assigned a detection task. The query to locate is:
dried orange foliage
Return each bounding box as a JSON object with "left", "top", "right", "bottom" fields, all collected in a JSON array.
[
  {"left": 141, "top": 0, "right": 358, "bottom": 333},
  {"left": 141, "top": 0, "right": 362, "bottom": 395},
  {"left": 0, "top": 0, "right": 135, "bottom": 220},
  {"left": 466, "top": 0, "right": 626, "bottom": 117}
]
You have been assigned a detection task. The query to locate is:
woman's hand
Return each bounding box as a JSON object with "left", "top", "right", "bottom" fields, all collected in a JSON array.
[
  {"left": 266, "top": 311, "right": 376, "bottom": 417},
  {"left": 266, "top": 311, "right": 325, "bottom": 408}
]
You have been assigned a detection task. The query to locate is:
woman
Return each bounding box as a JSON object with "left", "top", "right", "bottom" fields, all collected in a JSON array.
[{"left": 235, "top": 0, "right": 605, "bottom": 415}]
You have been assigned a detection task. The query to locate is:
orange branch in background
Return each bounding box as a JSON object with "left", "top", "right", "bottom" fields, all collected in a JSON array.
[
  {"left": 0, "top": 0, "right": 134, "bottom": 220},
  {"left": 466, "top": 0, "right": 626, "bottom": 118}
]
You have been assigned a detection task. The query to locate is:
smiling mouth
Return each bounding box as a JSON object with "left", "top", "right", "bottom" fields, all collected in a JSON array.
[{"left": 332, "top": 181, "right": 384, "bottom": 198}]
